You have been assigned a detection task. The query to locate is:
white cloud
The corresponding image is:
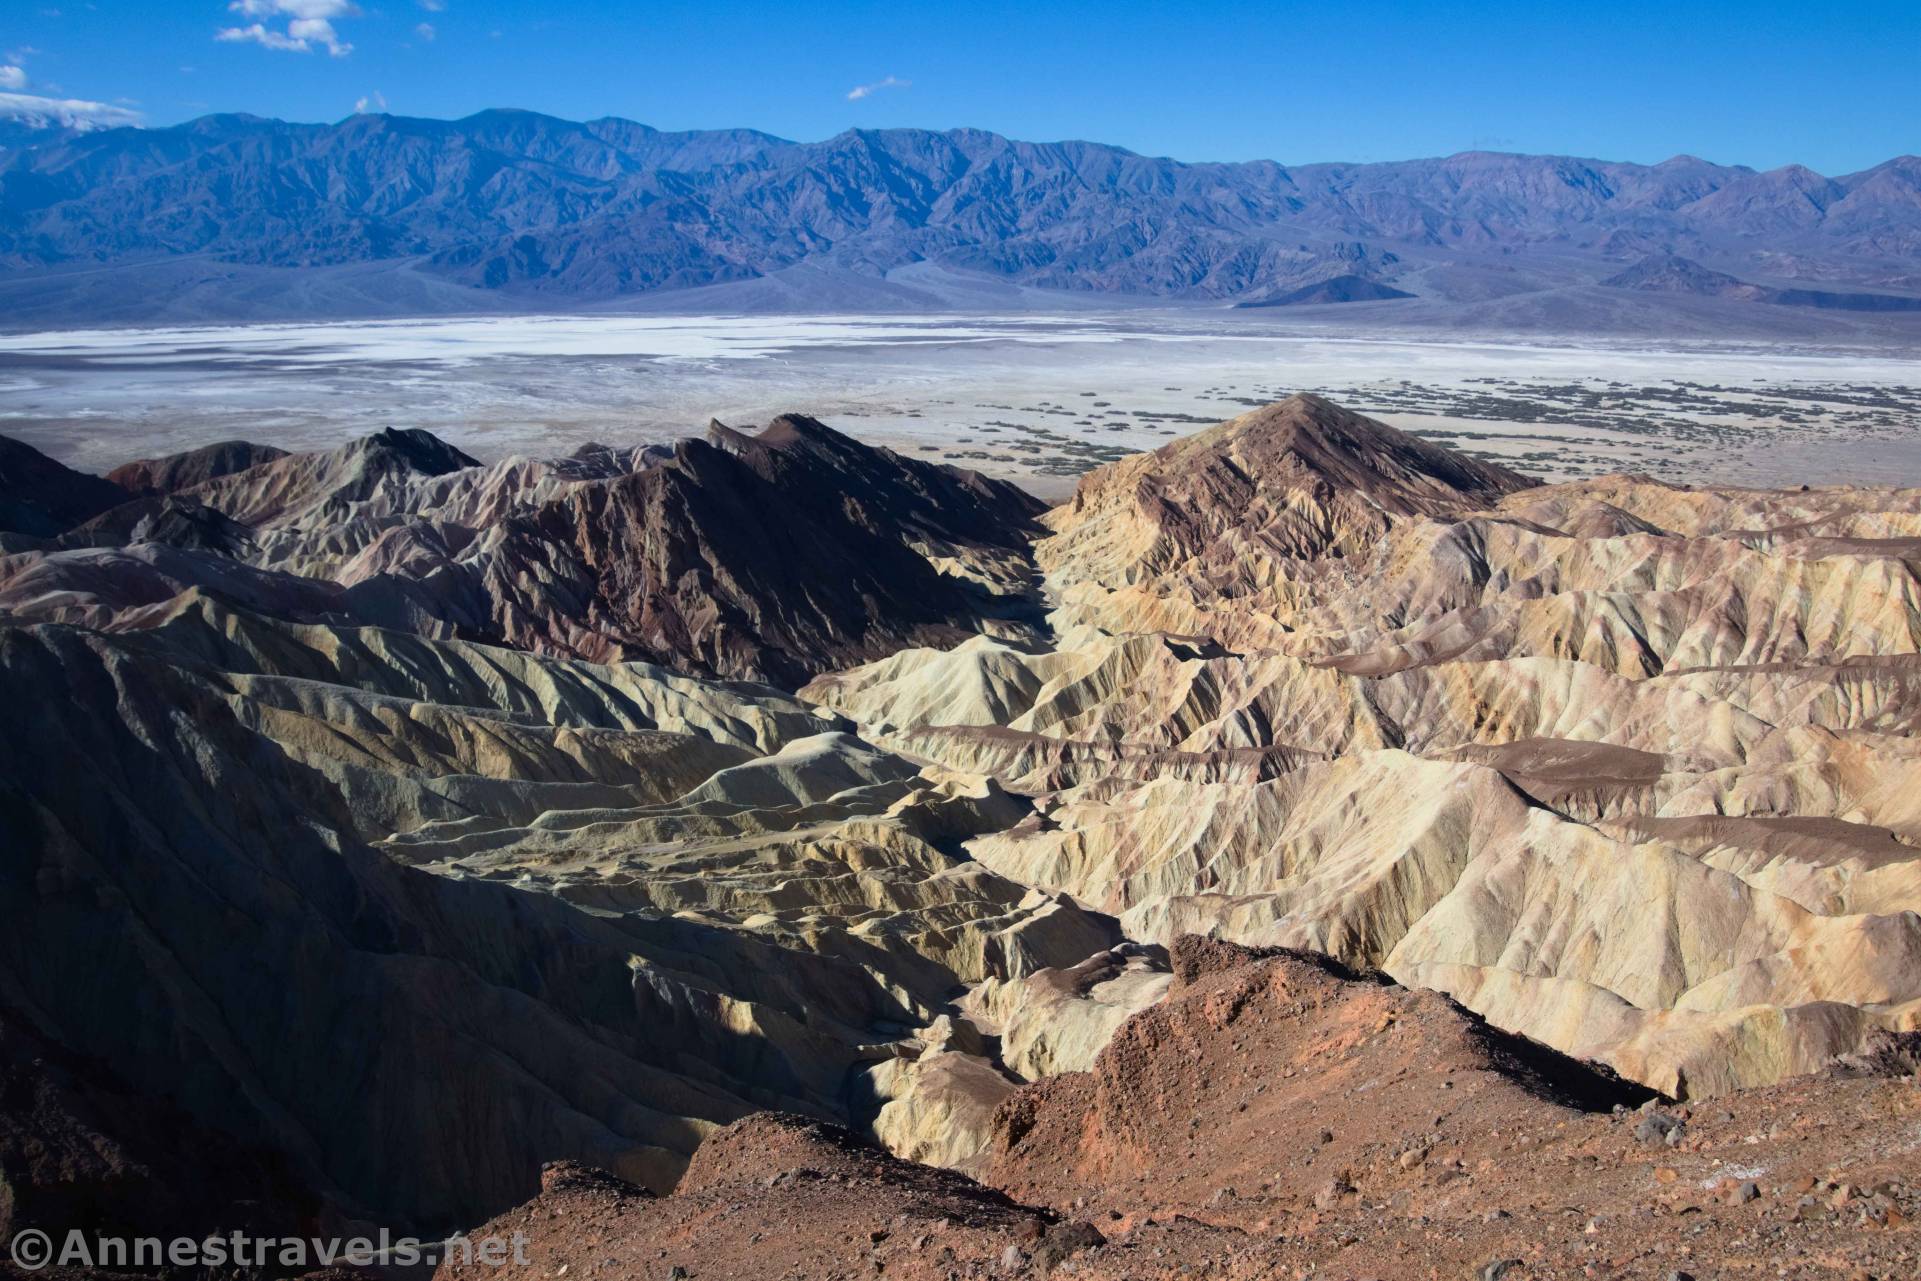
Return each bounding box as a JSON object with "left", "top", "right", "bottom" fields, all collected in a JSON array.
[
  {"left": 289, "top": 17, "right": 351, "bottom": 54},
  {"left": 415, "top": 21, "right": 435, "bottom": 40},
  {"left": 216, "top": 23, "right": 307, "bottom": 52},
  {"left": 418, "top": 0, "right": 445, "bottom": 10},
  {"left": 0, "top": 65, "right": 26, "bottom": 91},
  {"left": 846, "top": 75, "right": 909, "bottom": 102},
  {"left": 229, "top": 0, "right": 353, "bottom": 16},
  {"left": 216, "top": 0, "right": 356, "bottom": 57},
  {"left": 354, "top": 88, "right": 386, "bottom": 113},
  {"left": 0, "top": 90, "right": 143, "bottom": 131}
]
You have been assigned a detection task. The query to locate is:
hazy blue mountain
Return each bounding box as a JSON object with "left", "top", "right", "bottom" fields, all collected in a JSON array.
[{"left": 2, "top": 108, "right": 1919, "bottom": 323}]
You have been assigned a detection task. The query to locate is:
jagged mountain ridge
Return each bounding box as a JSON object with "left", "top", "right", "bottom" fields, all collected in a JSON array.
[
  {"left": 3, "top": 110, "right": 1920, "bottom": 318},
  {"left": 0, "top": 414, "right": 1048, "bottom": 684}
]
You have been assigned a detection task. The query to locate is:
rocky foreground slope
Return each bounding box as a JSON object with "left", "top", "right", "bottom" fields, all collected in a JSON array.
[
  {"left": 2, "top": 396, "right": 1920, "bottom": 1275},
  {"left": 445, "top": 940, "right": 1920, "bottom": 1281}
]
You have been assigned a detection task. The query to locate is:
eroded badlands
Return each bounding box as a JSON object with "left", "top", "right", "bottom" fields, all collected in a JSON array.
[{"left": 1, "top": 394, "right": 1918, "bottom": 1277}]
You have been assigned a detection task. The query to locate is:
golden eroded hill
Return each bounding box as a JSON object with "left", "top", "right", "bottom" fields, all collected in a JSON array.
[{"left": 807, "top": 395, "right": 1921, "bottom": 1103}]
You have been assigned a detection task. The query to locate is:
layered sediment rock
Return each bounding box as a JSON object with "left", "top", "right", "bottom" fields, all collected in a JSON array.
[
  {"left": 811, "top": 395, "right": 1921, "bottom": 1100},
  {"left": 10, "top": 395, "right": 1921, "bottom": 1265},
  {"left": 105, "top": 439, "right": 290, "bottom": 497},
  {"left": 0, "top": 421, "right": 1061, "bottom": 1233}
]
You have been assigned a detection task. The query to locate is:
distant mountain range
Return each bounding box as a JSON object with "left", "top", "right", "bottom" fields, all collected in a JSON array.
[{"left": 3, "top": 108, "right": 1920, "bottom": 329}]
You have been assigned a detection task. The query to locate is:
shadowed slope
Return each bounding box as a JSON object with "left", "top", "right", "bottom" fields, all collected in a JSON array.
[
  {"left": 0, "top": 435, "right": 130, "bottom": 538},
  {"left": 0, "top": 415, "right": 1048, "bottom": 686},
  {"left": 482, "top": 416, "right": 1046, "bottom": 683}
]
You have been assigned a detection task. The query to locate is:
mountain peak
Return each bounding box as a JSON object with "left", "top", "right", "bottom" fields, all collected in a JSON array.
[
  {"left": 1161, "top": 393, "right": 1533, "bottom": 509},
  {"left": 1041, "top": 395, "right": 1533, "bottom": 588},
  {"left": 706, "top": 413, "right": 848, "bottom": 455},
  {"left": 358, "top": 427, "right": 480, "bottom": 477}
]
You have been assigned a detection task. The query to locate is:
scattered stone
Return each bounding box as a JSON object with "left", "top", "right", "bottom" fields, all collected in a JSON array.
[
  {"left": 1635, "top": 1113, "right": 1683, "bottom": 1145},
  {"left": 1313, "top": 1178, "right": 1355, "bottom": 1209},
  {"left": 1030, "top": 1221, "right": 1105, "bottom": 1271}
]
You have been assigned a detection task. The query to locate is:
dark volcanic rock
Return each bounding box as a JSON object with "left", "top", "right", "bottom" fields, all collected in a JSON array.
[
  {"left": 1604, "top": 252, "right": 1921, "bottom": 311},
  {"left": 447, "top": 415, "right": 1046, "bottom": 684},
  {"left": 1601, "top": 252, "right": 1765, "bottom": 297},
  {"left": 0, "top": 417, "right": 1047, "bottom": 685},
  {"left": 58, "top": 496, "right": 259, "bottom": 555},
  {"left": 1238, "top": 273, "right": 1416, "bottom": 306},
  {"left": 0, "top": 435, "right": 131, "bottom": 537}
]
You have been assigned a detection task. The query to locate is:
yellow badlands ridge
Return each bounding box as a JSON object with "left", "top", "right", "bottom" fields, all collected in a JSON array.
[{"left": 806, "top": 394, "right": 1921, "bottom": 1105}]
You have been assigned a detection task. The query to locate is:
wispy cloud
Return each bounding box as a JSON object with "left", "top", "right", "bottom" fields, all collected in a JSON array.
[
  {"left": 846, "top": 75, "right": 909, "bottom": 102},
  {"left": 354, "top": 88, "right": 386, "bottom": 113},
  {"left": 0, "top": 90, "right": 143, "bottom": 131},
  {"left": 414, "top": 21, "right": 435, "bottom": 41},
  {"left": 417, "top": 0, "right": 445, "bottom": 10},
  {"left": 217, "top": 24, "right": 306, "bottom": 52},
  {"left": 216, "top": 0, "right": 357, "bottom": 58}
]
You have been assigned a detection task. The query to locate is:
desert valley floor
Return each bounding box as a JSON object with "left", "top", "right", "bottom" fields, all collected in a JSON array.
[
  {"left": 3, "top": 321, "right": 1921, "bottom": 1280},
  {"left": 3, "top": 314, "right": 1920, "bottom": 496}
]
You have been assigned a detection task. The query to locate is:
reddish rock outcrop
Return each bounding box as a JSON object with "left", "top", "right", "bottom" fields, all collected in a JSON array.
[{"left": 105, "top": 439, "right": 290, "bottom": 497}]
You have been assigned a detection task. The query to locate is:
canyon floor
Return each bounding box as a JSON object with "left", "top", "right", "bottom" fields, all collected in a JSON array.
[{"left": 2, "top": 388, "right": 1920, "bottom": 1279}]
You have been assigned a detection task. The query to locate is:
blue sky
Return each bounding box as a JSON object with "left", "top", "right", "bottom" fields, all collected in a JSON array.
[{"left": 3, "top": 1, "right": 1916, "bottom": 172}]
